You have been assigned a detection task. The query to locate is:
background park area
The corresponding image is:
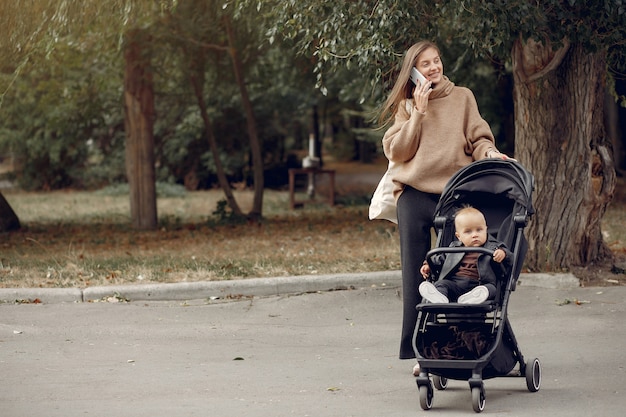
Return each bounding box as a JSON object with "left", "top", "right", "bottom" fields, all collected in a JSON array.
[
  {"left": 1, "top": 158, "right": 625, "bottom": 290},
  {"left": 1, "top": 2, "right": 626, "bottom": 291}
]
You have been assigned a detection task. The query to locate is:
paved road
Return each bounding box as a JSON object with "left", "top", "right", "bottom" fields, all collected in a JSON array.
[{"left": 1, "top": 283, "right": 625, "bottom": 416}]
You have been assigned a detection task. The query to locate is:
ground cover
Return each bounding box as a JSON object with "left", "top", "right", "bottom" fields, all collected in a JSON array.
[{"left": 0, "top": 162, "right": 624, "bottom": 289}]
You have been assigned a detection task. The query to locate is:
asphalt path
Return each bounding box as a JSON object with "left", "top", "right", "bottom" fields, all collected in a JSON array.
[{"left": 1, "top": 281, "right": 625, "bottom": 416}]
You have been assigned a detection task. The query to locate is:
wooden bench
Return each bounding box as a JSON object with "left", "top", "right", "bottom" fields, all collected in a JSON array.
[{"left": 288, "top": 168, "right": 336, "bottom": 210}]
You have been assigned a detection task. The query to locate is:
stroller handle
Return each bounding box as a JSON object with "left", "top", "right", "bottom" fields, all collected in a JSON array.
[{"left": 426, "top": 246, "right": 494, "bottom": 257}]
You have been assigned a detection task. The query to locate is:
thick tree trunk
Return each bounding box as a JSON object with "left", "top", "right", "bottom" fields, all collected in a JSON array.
[
  {"left": 512, "top": 38, "right": 615, "bottom": 271},
  {"left": 124, "top": 29, "right": 157, "bottom": 230},
  {"left": 0, "top": 191, "right": 20, "bottom": 231},
  {"left": 224, "top": 16, "right": 264, "bottom": 220}
]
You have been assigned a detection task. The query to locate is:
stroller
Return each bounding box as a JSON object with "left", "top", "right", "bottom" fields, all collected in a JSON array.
[{"left": 412, "top": 159, "right": 541, "bottom": 413}]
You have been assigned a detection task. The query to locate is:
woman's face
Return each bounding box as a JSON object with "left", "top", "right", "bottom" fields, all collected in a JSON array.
[{"left": 415, "top": 47, "right": 443, "bottom": 84}]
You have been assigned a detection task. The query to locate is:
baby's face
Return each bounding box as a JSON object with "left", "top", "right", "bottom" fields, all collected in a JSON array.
[{"left": 455, "top": 212, "right": 488, "bottom": 247}]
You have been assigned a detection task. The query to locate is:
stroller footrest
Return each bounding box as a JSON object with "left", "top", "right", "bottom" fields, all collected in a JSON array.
[{"left": 416, "top": 302, "right": 497, "bottom": 313}]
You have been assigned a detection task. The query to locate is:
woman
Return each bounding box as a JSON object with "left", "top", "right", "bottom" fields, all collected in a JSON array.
[{"left": 378, "top": 41, "right": 511, "bottom": 375}]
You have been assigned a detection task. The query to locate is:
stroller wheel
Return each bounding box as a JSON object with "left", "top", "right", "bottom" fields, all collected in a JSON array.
[
  {"left": 471, "top": 386, "right": 486, "bottom": 413},
  {"left": 433, "top": 375, "right": 448, "bottom": 390},
  {"left": 419, "top": 385, "right": 433, "bottom": 410},
  {"left": 525, "top": 358, "right": 541, "bottom": 392}
]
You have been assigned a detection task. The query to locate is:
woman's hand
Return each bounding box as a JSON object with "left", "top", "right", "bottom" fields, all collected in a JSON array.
[
  {"left": 412, "top": 78, "right": 432, "bottom": 114},
  {"left": 487, "top": 149, "right": 517, "bottom": 162}
]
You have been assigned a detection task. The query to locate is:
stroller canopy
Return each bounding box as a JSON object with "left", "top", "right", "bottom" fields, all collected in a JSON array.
[
  {"left": 432, "top": 159, "right": 535, "bottom": 280},
  {"left": 435, "top": 159, "right": 534, "bottom": 219}
]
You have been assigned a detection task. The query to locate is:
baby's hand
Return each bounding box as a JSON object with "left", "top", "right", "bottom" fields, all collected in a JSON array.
[
  {"left": 420, "top": 264, "right": 430, "bottom": 279},
  {"left": 493, "top": 248, "right": 506, "bottom": 263}
]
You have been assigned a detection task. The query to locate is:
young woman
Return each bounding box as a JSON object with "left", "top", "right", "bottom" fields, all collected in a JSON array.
[{"left": 378, "top": 40, "right": 511, "bottom": 375}]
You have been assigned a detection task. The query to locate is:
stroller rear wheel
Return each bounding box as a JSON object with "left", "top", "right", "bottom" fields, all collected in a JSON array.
[
  {"left": 525, "top": 358, "right": 541, "bottom": 392},
  {"left": 419, "top": 385, "right": 433, "bottom": 410},
  {"left": 433, "top": 375, "right": 448, "bottom": 390}
]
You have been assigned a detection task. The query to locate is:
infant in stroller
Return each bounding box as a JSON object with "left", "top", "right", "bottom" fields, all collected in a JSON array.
[{"left": 419, "top": 206, "right": 512, "bottom": 304}]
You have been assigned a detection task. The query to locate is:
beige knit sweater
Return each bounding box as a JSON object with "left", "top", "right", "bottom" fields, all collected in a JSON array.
[{"left": 382, "top": 76, "right": 495, "bottom": 198}]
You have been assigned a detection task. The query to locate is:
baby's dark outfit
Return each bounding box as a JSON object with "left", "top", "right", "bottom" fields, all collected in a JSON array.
[{"left": 429, "top": 236, "right": 512, "bottom": 302}]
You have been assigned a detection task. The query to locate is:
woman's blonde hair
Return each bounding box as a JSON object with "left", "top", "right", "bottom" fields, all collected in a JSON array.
[{"left": 377, "top": 41, "right": 440, "bottom": 128}]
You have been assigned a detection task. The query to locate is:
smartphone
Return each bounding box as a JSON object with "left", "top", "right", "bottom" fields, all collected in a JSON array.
[{"left": 410, "top": 67, "right": 428, "bottom": 86}]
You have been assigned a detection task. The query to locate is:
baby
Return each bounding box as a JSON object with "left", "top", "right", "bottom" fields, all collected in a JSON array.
[{"left": 419, "top": 206, "right": 513, "bottom": 304}]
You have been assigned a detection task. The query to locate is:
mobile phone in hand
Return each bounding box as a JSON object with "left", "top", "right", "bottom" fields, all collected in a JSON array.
[{"left": 410, "top": 67, "right": 428, "bottom": 86}]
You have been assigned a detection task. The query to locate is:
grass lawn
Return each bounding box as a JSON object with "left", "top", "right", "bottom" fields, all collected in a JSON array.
[
  {"left": 0, "top": 162, "right": 403, "bottom": 288},
  {"left": 1, "top": 162, "right": 624, "bottom": 289}
]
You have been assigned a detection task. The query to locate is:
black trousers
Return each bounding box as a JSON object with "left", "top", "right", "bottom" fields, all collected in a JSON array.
[{"left": 396, "top": 186, "right": 440, "bottom": 360}]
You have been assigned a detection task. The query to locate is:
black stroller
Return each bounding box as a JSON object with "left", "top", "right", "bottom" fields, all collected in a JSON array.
[{"left": 412, "top": 159, "right": 541, "bottom": 413}]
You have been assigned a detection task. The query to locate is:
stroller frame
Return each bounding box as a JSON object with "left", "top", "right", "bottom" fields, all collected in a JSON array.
[{"left": 411, "top": 160, "right": 541, "bottom": 413}]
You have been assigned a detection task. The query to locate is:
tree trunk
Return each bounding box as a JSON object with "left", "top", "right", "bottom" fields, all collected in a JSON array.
[
  {"left": 224, "top": 16, "right": 264, "bottom": 220},
  {"left": 0, "top": 191, "right": 20, "bottom": 232},
  {"left": 124, "top": 29, "right": 157, "bottom": 230},
  {"left": 512, "top": 38, "right": 615, "bottom": 271},
  {"left": 188, "top": 54, "right": 244, "bottom": 217}
]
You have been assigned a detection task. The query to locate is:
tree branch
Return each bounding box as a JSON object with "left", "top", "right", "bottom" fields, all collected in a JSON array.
[{"left": 513, "top": 36, "right": 570, "bottom": 84}]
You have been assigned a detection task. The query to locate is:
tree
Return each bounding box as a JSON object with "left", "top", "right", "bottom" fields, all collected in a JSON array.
[
  {"left": 224, "top": 14, "right": 265, "bottom": 219},
  {"left": 0, "top": 193, "right": 20, "bottom": 231},
  {"left": 0, "top": 0, "right": 64, "bottom": 230},
  {"left": 259, "top": 0, "right": 626, "bottom": 271},
  {"left": 447, "top": 1, "right": 625, "bottom": 270},
  {"left": 124, "top": 27, "right": 158, "bottom": 230},
  {"left": 0, "top": 0, "right": 177, "bottom": 230},
  {"left": 1, "top": 0, "right": 319, "bottom": 228},
  {"left": 163, "top": 0, "right": 268, "bottom": 220},
  {"left": 511, "top": 38, "right": 614, "bottom": 269},
  {"left": 170, "top": 2, "right": 243, "bottom": 216}
]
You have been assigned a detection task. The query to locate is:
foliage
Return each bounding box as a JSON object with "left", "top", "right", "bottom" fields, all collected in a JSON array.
[
  {"left": 248, "top": 0, "right": 519, "bottom": 147},
  {"left": 0, "top": 0, "right": 176, "bottom": 190},
  {"left": 0, "top": 41, "right": 125, "bottom": 189},
  {"left": 209, "top": 199, "right": 248, "bottom": 225},
  {"left": 251, "top": 0, "right": 626, "bottom": 271},
  {"left": 2, "top": 0, "right": 623, "bottom": 194},
  {"left": 253, "top": 0, "right": 626, "bottom": 100},
  {"left": 1, "top": 0, "right": 340, "bottom": 191},
  {"left": 447, "top": 0, "right": 625, "bottom": 58}
]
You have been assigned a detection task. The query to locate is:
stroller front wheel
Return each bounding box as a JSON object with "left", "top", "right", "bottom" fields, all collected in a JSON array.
[
  {"left": 419, "top": 384, "right": 433, "bottom": 410},
  {"left": 471, "top": 386, "right": 486, "bottom": 413}
]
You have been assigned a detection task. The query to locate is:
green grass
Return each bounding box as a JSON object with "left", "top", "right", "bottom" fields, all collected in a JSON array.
[
  {"left": 0, "top": 183, "right": 402, "bottom": 288},
  {"left": 1, "top": 168, "right": 624, "bottom": 289}
]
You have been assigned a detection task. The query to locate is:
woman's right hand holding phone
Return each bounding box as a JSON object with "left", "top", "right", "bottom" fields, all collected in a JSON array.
[{"left": 413, "top": 78, "right": 432, "bottom": 114}]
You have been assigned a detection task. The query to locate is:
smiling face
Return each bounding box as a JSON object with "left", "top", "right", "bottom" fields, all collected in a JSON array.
[
  {"left": 454, "top": 209, "right": 488, "bottom": 247},
  {"left": 415, "top": 47, "right": 443, "bottom": 85}
]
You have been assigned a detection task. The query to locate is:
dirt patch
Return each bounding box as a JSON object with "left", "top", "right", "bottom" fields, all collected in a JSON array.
[{"left": 571, "top": 253, "right": 626, "bottom": 288}]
